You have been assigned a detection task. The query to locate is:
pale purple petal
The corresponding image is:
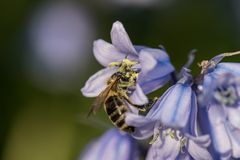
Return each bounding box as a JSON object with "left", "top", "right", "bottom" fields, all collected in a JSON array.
[
  {"left": 186, "top": 135, "right": 211, "bottom": 148},
  {"left": 93, "top": 39, "right": 127, "bottom": 66},
  {"left": 147, "top": 135, "right": 180, "bottom": 160},
  {"left": 110, "top": 21, "right": 137, "bottom": 55},
  {"left": 81, "top": 67, "right": 117, "bottom": 97},
  {"left": 129, "top": 84, "right": 148, "bottom": 105},
  {"left": 102, "top": 129, "right": 139, "bottom": 160},
  {"left": 186, "top": 135, "right": 212, "bottom": 160},
  {"left": 202, "top": 63, "right": 240, "bottom": 106},
  {"left": 139, "top": 74, "right": 171, "bottom": 94},
  {"left": 139, "top": 48, "right": 173, "bottom": 76},
  {"left": 134, "top": 45, "right": 147, "bottom": 52},
  {"left": 145, "top": 145, "right": 155, "bottom": 160},
  {"left": 80, "top": 140, "right": 99, "bottom": 160},
  {"left": 237, "top": 79, "right": 240, "bottom": 94},
  {"left": 208, "top": 104, "right": 232, "bottom": 157},
  {"left": 227, "top": 107, "right": 240, "bottom": 129},
  {"left": 210, "top": 53, "right": 225, "bottom": 64},
  {"left": 139, "top": 49, "right": 158, "bottom": 74},
  {"left": 81, "top": 129, "right": 116, "bottom": 160},
  {"left": 147, "top": 84, "right": 192, "bottom": 128},
  {"left": 81, "top": 129, "right": 139, "bottom": 160},
  {"left": 125, "top": 113, "right": 155, "bottom": 139},
  {"left": 226, "top": 126, "right": 240, "bottom": 158},
  {"left": 187, "top": 140, "right": 212, "bottom": 160},
  {"left": 187, "top": 93, "right": 198, "bottom": 136},
  {"left": 176, "top": 154, "right": 192, "bottom": 160},
  {"left": 200, "top": 73, "right": 217, "bottom": 106},
  {"left": 138, "top": 48, "right": 174, "bottom": 93},
  {"left": 101, "top": 132, "right": 120, "bottom": 160},
  {"left": 146, "top": 85, "right": 174, "bottom": 116},
  {"left": 214, "top": 63, "right": 240, "bottom": 77}
]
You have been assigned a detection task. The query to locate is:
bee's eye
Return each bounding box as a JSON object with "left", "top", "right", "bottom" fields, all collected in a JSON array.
[
  {"left": 121, "top": 77, "right": 129, "bottom": 81},
  {"left": 122, "top": 86, "right": 127, "bottom": 90}
]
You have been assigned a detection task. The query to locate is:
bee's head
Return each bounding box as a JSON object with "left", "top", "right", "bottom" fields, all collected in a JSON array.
[
  {"left": 109, "top": 58, "right": 138, "bottom": 73},
  {"left": 119, "top": 58, "right": 138, "bottom": 71},
  {"left": 122, "top": 58, "right": 137, "bottom": 66}
]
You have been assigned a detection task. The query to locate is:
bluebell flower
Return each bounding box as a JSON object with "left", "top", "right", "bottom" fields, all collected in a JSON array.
[
  {"left": 125, "top": 109, "right": 212, "bottom": 160},
  {"left": 125, "top": 69, "right": 212, "bottom": 159},
  {"left": 81, "top": 21, "right": 175, "bottom": 105},
  {"left": 196, "top": 52, "right": 240, "bottom": 159},
  {"left": 80, "top": 128, "right": 140, "bottom": 160},
  {"left": 143, "top": 69, "right": 196, "bottom": 130},
  {"left": 124, "top": 69, "right": 197, "bottom": 139},
  {"left": 198, "top": 74, "right": 240, "bottom": 159},
  {"left": 198, "top": 52, "right": 240, "bottom": 106}
]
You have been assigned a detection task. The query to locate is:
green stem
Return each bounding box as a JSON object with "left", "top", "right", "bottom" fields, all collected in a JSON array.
[{"left": 223, "top": 51, "right": 240, "bottom": 57}]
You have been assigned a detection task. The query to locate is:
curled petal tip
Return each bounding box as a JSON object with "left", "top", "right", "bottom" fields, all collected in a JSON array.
[
  {"left": 129, "top": 84, "right": 149, "bottom": 105},
  {"left": 182, "top": 67, "right": 192, "bottom": 76},
  {"left": 93, "top": 39, "right": 125, "bottom": 66},
  {"left": 112, "top": 21, "right": 124, "bottom": 27},
  {"left": 110, "top": 21, "right": 137, "bottom": 55},
  {"left": 81, "top": 68, "right": 117, "bottom": 97}
]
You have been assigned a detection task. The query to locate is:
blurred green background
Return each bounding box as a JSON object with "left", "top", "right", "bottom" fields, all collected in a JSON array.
[{"left": 1, "top": 0, "right": 240, "bottom": 160}]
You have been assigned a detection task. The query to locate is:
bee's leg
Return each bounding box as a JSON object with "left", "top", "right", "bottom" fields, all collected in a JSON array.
[
  {"left": 139, "top": 97, "right": 158, "bottom": 111},
  {"left": 108, "top": 61, "right": 121, "bottom": 67},
  {"left": 125, "top": 97, "right": 158, "bottom": 112},
  {"left": 131, "top": 104, "right": 147, "bottom": 112},
  {"left": 123, "top": 98, "right": 145, "bottom": 111},
  {"left": 146, "top": 97, "right": 158, "bottom": 110},
  {"left": 117, "top": 86, "right": 129, "bottom": 99},
  {"left": 118, "top": 81, "right": 135, "bottom": 88}
]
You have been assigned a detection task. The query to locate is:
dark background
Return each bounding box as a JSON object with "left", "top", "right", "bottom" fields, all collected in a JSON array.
[{"left": 1, "top": 0, "right": 240, "bottom": 159}]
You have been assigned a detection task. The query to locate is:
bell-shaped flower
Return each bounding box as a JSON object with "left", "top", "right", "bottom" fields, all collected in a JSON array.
[
  {"left": 145, "top": 68, "right": 197, "bottom": 130},
  {"left": 80, "top": 128, "right": 140, "bottom": 160},
  {"left": 198, "top": 74, "right": 240, "bottom": 159},
  {"left": 198, "top": 52, "right": 240, "bottom": 106},
  {"left": 125, "top": 104, "right": 212, "bottom": 160},
  {"left": 125, "top": 69, "right": 212, "bottom": 159},
  {"left": 125, "top": 69, "right": 197, "bottom": 139},
  {"left": 81, "top": 21, "right": 175, "bottom": 105}
]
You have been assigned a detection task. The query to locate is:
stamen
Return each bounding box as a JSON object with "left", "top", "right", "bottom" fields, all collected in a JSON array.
[
  {"left": 179, "top": 137, "right": 186, "bottom": 153},
  {"left": 109, "top": 61, "right": 121, "bottom": 67},
  {"left": 168, "top": 129, "right": 176, "bottom": 139},
  {"left": 149, "top": 128, "right": 161, "bottom": 144}
]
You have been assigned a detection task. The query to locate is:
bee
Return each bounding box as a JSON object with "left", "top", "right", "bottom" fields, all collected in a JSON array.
[{"left": 88, "top": 58, "right": 150, "bottom": 133}]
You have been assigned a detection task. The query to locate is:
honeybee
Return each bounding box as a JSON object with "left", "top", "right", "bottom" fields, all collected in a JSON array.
[{"left": 88, "top": 58, "right": 151, "bottom": 133}]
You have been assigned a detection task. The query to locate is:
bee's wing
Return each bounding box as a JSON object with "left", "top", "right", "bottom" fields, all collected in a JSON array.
[{"left": 87, "top": 78, "right": 118, "bottom": 117}]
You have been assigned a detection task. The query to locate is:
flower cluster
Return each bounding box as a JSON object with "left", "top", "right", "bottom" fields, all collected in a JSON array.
[{"left": 81, "top": 21, "right": 240, "bottom": 160}]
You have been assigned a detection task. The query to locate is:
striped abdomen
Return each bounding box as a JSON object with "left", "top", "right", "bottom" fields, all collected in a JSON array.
[{"left": 104, "top": 95, "right": 135, "bottom": 133}]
